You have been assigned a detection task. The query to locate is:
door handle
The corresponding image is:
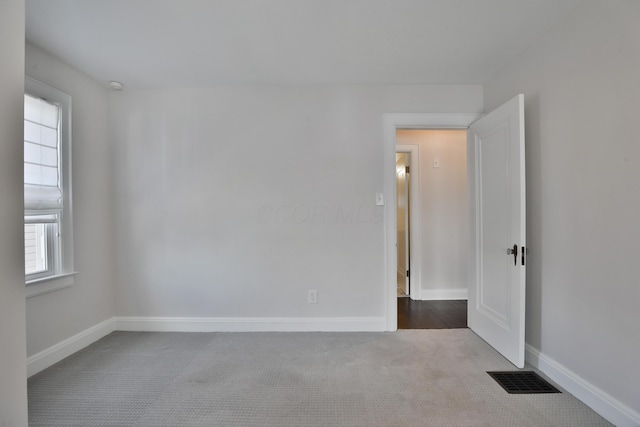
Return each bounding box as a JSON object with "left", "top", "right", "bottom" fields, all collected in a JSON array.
[{"left": 506, "top": 244, "right": 518, "bottom": 265}]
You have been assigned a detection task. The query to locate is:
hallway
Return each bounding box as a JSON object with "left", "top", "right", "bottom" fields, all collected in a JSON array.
[{"left": 397, "top": 299, "right": 467, "bottom": 329}]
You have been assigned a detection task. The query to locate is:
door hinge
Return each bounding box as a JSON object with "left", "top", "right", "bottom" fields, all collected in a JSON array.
[
  {"left": 405, "top": 166, "right": 410, "bottom": 173},
  {"left": 406, "top": 270, "right": 410, "bottom": 278}
]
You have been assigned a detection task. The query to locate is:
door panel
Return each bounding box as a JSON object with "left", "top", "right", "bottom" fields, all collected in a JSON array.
[
  {"left": 403, "top": 154, "right": 410, "bottom": 296},
  {"left": 468, "top": 94, "right": 526, "bottom": 368},
  {"left": 396, "top": 153, "right": 410, "bottom": 296}
]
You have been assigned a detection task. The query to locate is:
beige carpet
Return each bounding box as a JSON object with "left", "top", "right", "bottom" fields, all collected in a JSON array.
[{"left": 28, "top": 330, "right": 612, "bottom": 426}]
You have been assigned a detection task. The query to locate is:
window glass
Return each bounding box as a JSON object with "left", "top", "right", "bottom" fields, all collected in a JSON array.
[{"left": 24, "top": 78, "right": 74, "bottom": 289}]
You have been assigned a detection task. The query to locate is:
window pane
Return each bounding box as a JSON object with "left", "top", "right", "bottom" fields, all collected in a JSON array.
[
  {"left": 25, "top": 223, "right": 48, "bottom": 275},
  {"left": 40, "top": 100, "right": 59, "bottom": 129},
  {"left": 24, "top": 94, "right": 42, "bottom": 123},
  {"left": 24, "top": 120, "right": 41, "bottom": 144},
  {"left": 40, "top": 126, "right": 58, "bottom": 148},
  {"left": 24, "top": 80, "right": 72, "bottom": 285},
  {"left": 24, "top": 163, "right": 59, "bottom": 187},
  {"left": 25, "top": 142, "right": 58, "bottom": 168},
  {"left": 24, "top": 94, "right": 59, "bottom": 128},
  {"left": 25, "top": 93, "right": 62, "bottom": 210}
]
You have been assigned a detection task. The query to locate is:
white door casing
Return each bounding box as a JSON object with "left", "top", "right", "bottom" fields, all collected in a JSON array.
[{"left": 467, "top": 94, "right": 526, "bottom": 368}]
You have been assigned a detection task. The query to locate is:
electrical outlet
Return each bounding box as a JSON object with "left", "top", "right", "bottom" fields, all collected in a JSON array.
[{"left": 308, "top": 290, "right": 318, "bottom": 304}]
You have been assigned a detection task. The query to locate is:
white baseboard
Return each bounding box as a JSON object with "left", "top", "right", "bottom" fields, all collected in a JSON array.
[
  {"left": 421, "top": 288, "right": 467, "bottom": 300},
  {"left": 113, "top": 316, "right": 387, "bottom": 332},
  {"left": 27, "top": 318, "right": 115, "bottom": 377},
  {"left": 526, "top": 344, "right": 640, "bottom": 427}
]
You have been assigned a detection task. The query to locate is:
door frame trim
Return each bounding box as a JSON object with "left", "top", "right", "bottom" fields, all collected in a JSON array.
[{"left": 383, "top": 113, "right": 482, "bottom": 331}]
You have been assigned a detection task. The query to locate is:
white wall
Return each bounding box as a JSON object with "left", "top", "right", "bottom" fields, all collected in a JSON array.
[
  {"left": 0, "top": 0, "right": 28, "bottom": 424},
  {"left": 396, "top": 130, "right": 468, "bottom": 299},
  {"left": 24, "top": 43, "right": 114, "bottom": 356},
  {"left": 484, "top": 0, "right": 640, "bottom": 418},
  {"left": 110, "top": 85, "right": 482, "bottom": 321}
]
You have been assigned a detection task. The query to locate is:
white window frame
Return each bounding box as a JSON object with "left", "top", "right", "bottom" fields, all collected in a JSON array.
[
  {"left": 24, "top": 219, "right": 57, "bottom": 279},
  {"left": 25, "top": 76, "right": 76, "bottom": 297}
]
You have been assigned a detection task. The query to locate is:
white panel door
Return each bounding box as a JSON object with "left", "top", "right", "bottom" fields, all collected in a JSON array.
[
  {"left": 396, "top": 153, "right": 410, "bottom": 296},
  {"left": 467, "top": 94, "right": 526, "bottom": 368}
]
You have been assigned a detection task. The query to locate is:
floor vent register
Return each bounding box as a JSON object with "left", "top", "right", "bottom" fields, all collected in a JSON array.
[{"left": 487, "top": 371, "right": 561, "bottom": 394}]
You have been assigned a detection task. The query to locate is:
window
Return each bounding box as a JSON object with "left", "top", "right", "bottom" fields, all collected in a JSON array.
[{"left": 24, "top": 77, "right": 75, "bottom": 296}]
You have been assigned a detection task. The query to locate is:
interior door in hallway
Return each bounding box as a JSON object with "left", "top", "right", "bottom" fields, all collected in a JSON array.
[
  {"left": 395, "top": 153, "right": 410, "bottom": 297},
  {"left": 467, "top": 94, "right": 526, "bottom": 368}
]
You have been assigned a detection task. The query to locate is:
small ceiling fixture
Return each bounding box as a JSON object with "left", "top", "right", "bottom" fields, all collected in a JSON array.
[{"left": 109, "top": 81, "right": 124, "bottom": 91}]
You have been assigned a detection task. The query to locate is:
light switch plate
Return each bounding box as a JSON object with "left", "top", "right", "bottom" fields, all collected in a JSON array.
[{"left": 376, "top": 192, "right": 384, "bottom": 206}]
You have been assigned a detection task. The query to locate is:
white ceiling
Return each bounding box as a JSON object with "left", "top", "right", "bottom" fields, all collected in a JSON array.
[{"left": 25, "top": 0, "right": 584, "bottom": 89}]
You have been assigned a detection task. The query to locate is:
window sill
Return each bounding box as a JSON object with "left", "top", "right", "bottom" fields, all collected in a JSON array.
[{"left": 26, "top": 272, "right": 78, "bottom": 298}]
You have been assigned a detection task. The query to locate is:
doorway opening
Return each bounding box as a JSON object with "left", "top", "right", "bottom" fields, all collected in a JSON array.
[
  {"left": 395, "top": 129, "right": 469, "bottom": 329},
  {"left": 383, "top": 113, "right": 481, "bottom": 332}
]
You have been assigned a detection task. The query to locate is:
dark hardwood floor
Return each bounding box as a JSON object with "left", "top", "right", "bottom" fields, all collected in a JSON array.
[{"left": 397, "top": 298, "right": 467, "bottom": 329}]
